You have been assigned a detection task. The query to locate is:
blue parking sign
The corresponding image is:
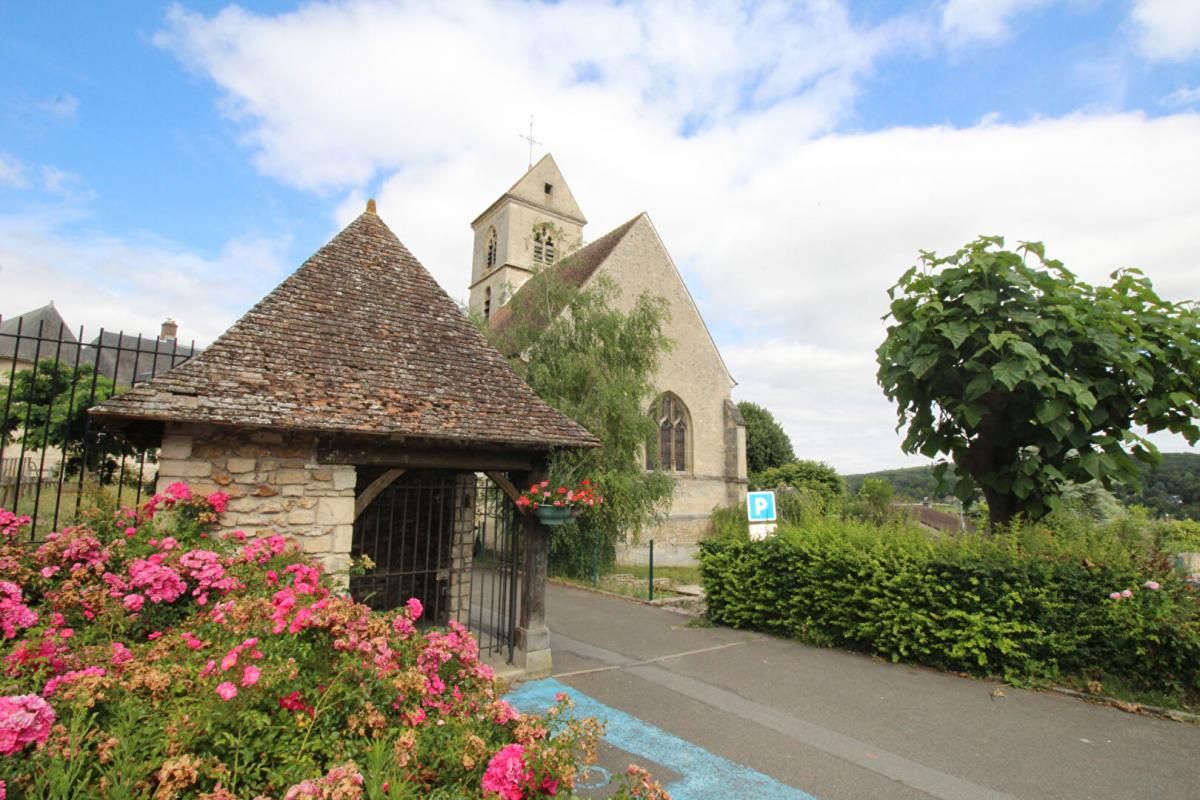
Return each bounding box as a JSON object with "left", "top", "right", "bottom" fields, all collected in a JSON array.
[{"left": 747, "top": 491, "right": 777, "bottom": 522}]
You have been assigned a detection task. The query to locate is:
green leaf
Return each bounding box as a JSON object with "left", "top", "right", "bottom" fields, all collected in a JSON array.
[
  {"left": 1036, "top": 398, "right": 1065, "bottom": 425},
  {"left": 992, "top": 361, "right": 1024, "bottom": 390},
  {"left": 938, "top": 320, "right": 972, "bottom": 348}
]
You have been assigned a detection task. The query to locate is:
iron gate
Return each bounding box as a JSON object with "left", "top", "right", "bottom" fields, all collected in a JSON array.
[
  {"left": 349, "top": 470, "right": 523, "bottom": 663},
  {"left": 0, "top": 314, "right": 197, "bottom": 539}
]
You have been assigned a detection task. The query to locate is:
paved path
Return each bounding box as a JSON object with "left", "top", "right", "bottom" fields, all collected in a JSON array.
[{"left": 512, "top": 583, "right": 1200, "bottom": 800}]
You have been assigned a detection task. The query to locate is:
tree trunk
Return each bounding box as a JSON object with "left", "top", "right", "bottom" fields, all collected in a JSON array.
[{"left": 982, "top": 485, "right": 1018, "bottom": 531}]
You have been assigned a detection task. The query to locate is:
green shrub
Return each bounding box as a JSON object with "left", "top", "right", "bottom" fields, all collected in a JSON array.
[{"left": 700, "top": 517, "right": 1200, "bottom": 703}]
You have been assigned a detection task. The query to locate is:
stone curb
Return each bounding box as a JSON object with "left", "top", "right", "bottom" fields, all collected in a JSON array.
[{"left": 1047, "top": 686, "right": 1200, "bottom": 724}]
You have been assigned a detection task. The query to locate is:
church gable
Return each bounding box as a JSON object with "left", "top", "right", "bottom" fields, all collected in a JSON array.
[
  {"left": 582, "top": 214, "right": 735, "bottom": 390},
  {"left": 503, "top": 154, "right": 586, "bottom": 225}
]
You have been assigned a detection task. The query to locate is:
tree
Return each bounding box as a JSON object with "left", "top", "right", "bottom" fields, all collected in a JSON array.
[
  {"left": 737, "top": 401, "right": 795, "bottom": 475},
  {"left": 1, "top": 359, "right": 134, "bottom": 482},
  {"left": 857, "top": 477, "right": 895, "bottom": 521},
  {"left": 877, "top": 236, "right": 1200, "bottom": 527},
  {"left": 488, "top": 273, "right": 675, "bottom": 573},
  {"left": 753, "top": 460, "right": 845, "bottom": 505}
]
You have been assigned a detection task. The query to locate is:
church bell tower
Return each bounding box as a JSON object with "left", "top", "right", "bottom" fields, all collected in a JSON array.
[{"left": 468, "top": 154, "right": 586, "bottom": 320}]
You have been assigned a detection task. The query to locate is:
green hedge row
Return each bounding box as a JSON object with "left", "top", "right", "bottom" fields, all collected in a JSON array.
[{"left": 700, "top": 523, "right": 1200, "bottom": 698}]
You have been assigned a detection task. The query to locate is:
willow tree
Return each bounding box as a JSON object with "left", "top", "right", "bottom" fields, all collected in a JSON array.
[
  {"left": 488, "top": 273, "right": 675, "bottom": 573},
  {"left": 877, "top": 236, "right": 1200, "bottom": 527}
]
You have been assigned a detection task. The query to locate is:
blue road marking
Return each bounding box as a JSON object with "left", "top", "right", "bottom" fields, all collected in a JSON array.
[{"left": 507, "top": 678, "right": 817, "bottom": 800}]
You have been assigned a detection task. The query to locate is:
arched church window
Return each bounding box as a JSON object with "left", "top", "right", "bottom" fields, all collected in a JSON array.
[
  {"left": 486, "top": 227, "right": 497, "bottom": 269},
  {"left": 544, "top": 234, "right": 555, "bottom": 264},
  {"left": 646, "top": 392, "right": 690, "bottom": 472},
  {"left": 484, "top": 287, "right": 492, "bottom": 320}
]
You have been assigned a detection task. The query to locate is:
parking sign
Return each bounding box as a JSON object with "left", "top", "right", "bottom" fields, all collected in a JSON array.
[{"left": 747, "top": 491, "right": 777, "bottom": 522}]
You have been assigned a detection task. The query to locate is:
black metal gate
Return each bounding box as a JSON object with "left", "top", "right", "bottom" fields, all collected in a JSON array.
[
  {"left": 0, "top": 314, "right": 197, "bottom": 539},
  {"left": 349, "top": 470, "right": 523, "bottom": 663}
]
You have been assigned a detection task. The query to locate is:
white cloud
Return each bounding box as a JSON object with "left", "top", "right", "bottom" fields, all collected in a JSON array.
[
  {"left": 1163, "top": 85, "right": 1200, "bottom": 106},
  {"left": 1132, "top": 0, "right": 1200, "bottom": 61},
  {"left": 143, "top": 2, "right": 1200, "bottom": 473},
  {"left": 0, "top": 209, "right": 289, "bottom": 346},
  {"left": 940, "top": 0, "right": 1051, "bottom": 45},
  {"left": 0, "top": 153, "right": 27, "bottom": 188}
]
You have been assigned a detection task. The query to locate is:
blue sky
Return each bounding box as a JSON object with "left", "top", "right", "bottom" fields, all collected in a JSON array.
[{"left": 3, "top": 1, "right": 1199, "bottom": 471}]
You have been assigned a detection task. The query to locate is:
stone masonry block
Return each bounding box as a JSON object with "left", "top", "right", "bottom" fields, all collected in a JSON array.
[
  {"left": 158, "top": 460, "right": 213, "bottom": 479},
  {"left": 282, "top": 486, "right": 305, "bottom": 497},
  {"left": 226, "top": 458, "right": 256, "bottom": 474},
  {"left": 298, "top": 532, "right": 332, "bottom": 553},
  {"left": 160, "top": 436, "right": 192, "bottom": 461},
  {"left": 332, "top": 524, "right": 353, "bottom": 553},
  {"left": 332, "top": 468, "right": 357, "bottom": 491},
  {"left": 287, "top": 509, "right": 316, "bottom": 525},
  {"left": 274, "top": 469, "right": 309, "bottom": 485},
  {"left": 316, "top": 496, "right": 354, "bottom": 526}
]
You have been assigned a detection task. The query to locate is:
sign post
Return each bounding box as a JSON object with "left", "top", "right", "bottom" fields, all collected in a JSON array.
[{"left": 746, "top": 490, "right": 777, "bottom": 540}]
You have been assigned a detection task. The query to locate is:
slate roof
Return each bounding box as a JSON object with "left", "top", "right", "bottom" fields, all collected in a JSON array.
[
  {"left": 83, "top": 332, "right": 199, "bottom": 386},
  {"left": 0, "top": 304, "right": 80, "bottom": 366},
  {"left": 91, "top": 207, "right": 600, "bottom": 451},
  {"left": 488, "top": 213, "right": 643, "bottom": 338}
]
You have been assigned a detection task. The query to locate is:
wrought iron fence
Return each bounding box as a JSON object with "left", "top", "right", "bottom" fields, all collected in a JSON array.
[
  {"left": 0, "top": 315, "right": 198, "bottom": 537},
  {"left": 350, "top": 470, "right": 523, "bottom": 663}
]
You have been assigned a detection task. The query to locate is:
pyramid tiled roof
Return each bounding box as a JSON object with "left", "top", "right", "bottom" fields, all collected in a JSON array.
[{"left": 91, "top": 208, "right": 599, "bottom": 451}]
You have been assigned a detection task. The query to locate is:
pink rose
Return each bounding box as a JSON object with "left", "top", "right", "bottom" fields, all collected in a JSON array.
[
  {"left": 215, "top": 682, "right": 238, "bottom": 701},
  {"left": 241, "top": 665, "right": 261, "bottom": 688},
  {"left": 123, "top": 594, "right": 145, "bottom": 612},
  {"left": 1121, "top": 589, "right": 1133, "bottom": 598},
  {"left": 1143, "top": 580, "right": 1160, "bottom": 591},
  {"left": 1109, "top": 592, "right": 1121, "bottom": 600}
]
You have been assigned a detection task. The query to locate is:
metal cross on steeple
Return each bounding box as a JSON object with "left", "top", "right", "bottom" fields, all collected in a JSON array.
[{"left": 518, "top": 115, "right": 542, "bottom": 169}]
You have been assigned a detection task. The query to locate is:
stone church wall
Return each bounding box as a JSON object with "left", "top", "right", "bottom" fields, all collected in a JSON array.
[
  {"left": 603, "top": 218, "right": 748, "bottom": 566},
  {"left": 157, "top": 422, "right": 356, "bottom": 576}
]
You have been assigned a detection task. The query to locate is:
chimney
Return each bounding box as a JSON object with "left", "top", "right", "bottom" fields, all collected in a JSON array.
[{"left": 161, "top": 318, "right": 178, "bottom": 341}]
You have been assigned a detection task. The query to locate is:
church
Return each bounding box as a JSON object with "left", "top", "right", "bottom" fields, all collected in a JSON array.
[{"left": 466, "top": 155, "right": 748, "bottom": 564}]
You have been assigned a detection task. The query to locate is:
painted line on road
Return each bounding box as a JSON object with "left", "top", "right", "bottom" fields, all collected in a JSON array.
[
  {"left": 552, "top": 639, "right": 757, "bottom": 679},
  {"left": 508, "top": 677, "right": 817, "bottom": 800},
  {"left": 551, "top": 632, "right": 1018, "bottom": 800}
]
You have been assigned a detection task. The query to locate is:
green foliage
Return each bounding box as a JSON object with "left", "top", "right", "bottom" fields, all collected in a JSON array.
[
  {"left": 752, "top": 460, "right": 846, "bottom": 507},
  {"left": 1112, "top": 452, "right": 1200, "bottom": 521},
  {"left": 844, "top": 464, "right": 959, "bottom": 501},
  {"left": 700, "top": 516, "right": 1200, "bottom": 703},
  {"left": 877, "top": 236, "right": 1200, "bottom": 527},
  {"left": 849, "top": 477, "right": 895, "bottom": 523},
  {"left": 488, "top": 274, "right": 675, "bottom": 576},
  {"left": 737, "top": 401, "right": 795, "bottom": 475},
  {"left": 0, "top": 359, "right": 138, "bottom": 482}
]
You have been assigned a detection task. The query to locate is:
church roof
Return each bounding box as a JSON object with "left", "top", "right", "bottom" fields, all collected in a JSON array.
[
  {"left": 90, "top": 206, "right": 600, "bottom": 451},
  {"left": 488, "top": 213, "right": 643, "bottom": 338}
]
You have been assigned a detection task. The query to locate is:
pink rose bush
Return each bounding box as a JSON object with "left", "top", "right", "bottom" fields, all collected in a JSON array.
[{"left": 0, "top": 486, "right": 666, "bottom": 798}]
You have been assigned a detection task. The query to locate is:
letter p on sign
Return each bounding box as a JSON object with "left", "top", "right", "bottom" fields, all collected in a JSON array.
[{"left": 747, "top": 491, "right": 777, "bottom": 522}]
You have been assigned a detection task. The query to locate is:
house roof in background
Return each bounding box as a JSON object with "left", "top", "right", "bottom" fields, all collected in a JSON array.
[
  {"left": 0, "top": 303, "right": 79, "bottom": 365},
  {"left": 91, "top": 205, "right": 600, "bottom": 451}
]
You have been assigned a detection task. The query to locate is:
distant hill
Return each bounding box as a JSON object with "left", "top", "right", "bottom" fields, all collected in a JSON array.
[{"left": 845, "top": 453, "right": 1200, "bottom": 520}]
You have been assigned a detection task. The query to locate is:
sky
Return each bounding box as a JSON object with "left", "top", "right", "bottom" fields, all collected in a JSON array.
[{"left": 2, "top": 0, "right": 1199, "bottom": 474}]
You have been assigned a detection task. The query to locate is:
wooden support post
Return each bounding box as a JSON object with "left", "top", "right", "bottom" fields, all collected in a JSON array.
[{"left": 354, "top": 468, "right": 405, "bottom": 521}]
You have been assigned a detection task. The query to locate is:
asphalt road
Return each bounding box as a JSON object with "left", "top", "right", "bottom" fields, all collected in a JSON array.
[{"left": 512, "top": 583, "right": 1200, "bottom": 800}]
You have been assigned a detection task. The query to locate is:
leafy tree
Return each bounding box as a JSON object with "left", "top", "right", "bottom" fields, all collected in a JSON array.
[
  {"left": 753, "top": 460, "right": 845, "bottom": 507},
  {"left": 857, "top": 477, "right": 895, "bottom": 521},
  {"left": 488, "top": 274, "right": 675, "bottom": 573},
  {"left": 1, "top": 359, "right": 134, "bottom": 482},
  {"left": 737, "top": 401, "right": 795, "bottom": 475},
  {"left": 877, "top": 236, "right": 1200, "bottom": 527}
]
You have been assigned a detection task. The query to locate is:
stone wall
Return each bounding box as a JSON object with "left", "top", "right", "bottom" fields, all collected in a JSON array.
[{"left": 158, "top": 422, "right": 356, "bottom": 575}]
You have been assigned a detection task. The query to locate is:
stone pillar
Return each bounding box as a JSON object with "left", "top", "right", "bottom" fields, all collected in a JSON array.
[
  {"left": 516, "top": 513, "right": 552, "bottom": 677},
  {"left": 447, "top": 473, "right": 476, "bottom": 624}
]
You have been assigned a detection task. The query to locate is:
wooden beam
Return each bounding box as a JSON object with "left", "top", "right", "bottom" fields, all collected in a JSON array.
[
  {"left": 484, "top": 471, "right": 523, "bottom": 506},
  {"left": 318, "top": 442, "right": 537, "bottom": 472},
  {"left": 354, "top": 469, "right": 405, "bottom": 521}
]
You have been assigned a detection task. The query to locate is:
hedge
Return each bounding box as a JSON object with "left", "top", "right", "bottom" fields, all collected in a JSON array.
[{"left": 699, "top": 520, "right": 1200, "bottom": 699}]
